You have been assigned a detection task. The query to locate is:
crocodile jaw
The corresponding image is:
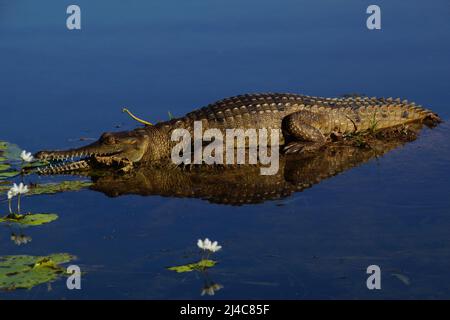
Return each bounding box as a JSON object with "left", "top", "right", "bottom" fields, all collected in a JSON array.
[
  {"left": 36, "top": 160, "right": 91, "bottom": 174},
  {"left": 34, "top": 130, "right": 150, "bottom": 174},
  {"left": 34, "top": 146, "right": 123, "bottom": 174}
]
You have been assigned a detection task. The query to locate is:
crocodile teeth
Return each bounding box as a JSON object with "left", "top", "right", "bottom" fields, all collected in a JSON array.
[{"left": 37, "top": 160, "right": 90, "bottom": 175}]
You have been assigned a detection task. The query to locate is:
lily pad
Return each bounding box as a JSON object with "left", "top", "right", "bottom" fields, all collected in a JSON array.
[
  {"left": 0, "top": 170, "right": 19, "bottom": 179},
  {"left": 0, "top": 180, "right": 92, "bottom": 197},
  {"left": 0, "top": 141, "right": 21, "bottom": 181},
  {"left": 167, "top": 259, "right": 217, "bottom": 273},
  {"left": 0, "top": 253, "right": 75, "bottom": 290},
  {"left": 0, "top": 213, "right": 58, "bottom": 227},
  {"left": 1, "top": 141, "right": 22, "bottom": 162},
  {"left": 27, "top": 181, "right": 92, "bottom": 196},
  {"left": 22, "top": 160, "right": 49, "bottom": 170}
]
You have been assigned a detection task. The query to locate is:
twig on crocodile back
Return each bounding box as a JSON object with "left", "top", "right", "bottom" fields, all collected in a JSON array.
[{"left": 122, "top": 108, "right": 153, "bottom": 126}]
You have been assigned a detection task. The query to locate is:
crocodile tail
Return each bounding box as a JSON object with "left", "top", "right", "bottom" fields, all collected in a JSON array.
[
  {"left": 361, "top": 101, "right": 442, "bottom": 131},
  {"left": 405, "top": 104, "right": 442, "bottom": 127}
]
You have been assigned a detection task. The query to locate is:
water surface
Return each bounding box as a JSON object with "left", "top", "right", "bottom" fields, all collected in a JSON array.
[{"left": 1, "top": 0, "right": 450, "bottom": 299}]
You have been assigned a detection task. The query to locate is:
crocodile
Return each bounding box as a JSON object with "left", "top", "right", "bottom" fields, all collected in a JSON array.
[{"left": 34, "top": 93, "right": 441, "bottom": 173}]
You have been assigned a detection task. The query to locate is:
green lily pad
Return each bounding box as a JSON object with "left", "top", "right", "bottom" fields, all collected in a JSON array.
[
  {"left": 0, "top": 141, "right": 21, "bottom": 181},
  {"left": 167, "top": 259, "right": 217, "bottom": 273},
  {"left": 1, "top": 141, "right": 22, "bottom": 162},
  {"left": 0, "top": 213, "right": 58, "bottom": 227},
  {"left": 0, "top": 180, "right": 92, "bottom": 197},
  {"left": 26, "top": 181, "right": 92, "bottom": 196},
  {"left": 0, "top": 253, "right": 75, "bottom": 290},
  {"left": 22, "top": 160, "right": 49, "bottom": 170},
  {"left": 0, "top": 171, "right": 19, "bottom": 179}
]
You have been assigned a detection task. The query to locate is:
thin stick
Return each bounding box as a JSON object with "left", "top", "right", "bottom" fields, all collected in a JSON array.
[{"left": 122, "top": 108, "right": 153, "bottom": 126}]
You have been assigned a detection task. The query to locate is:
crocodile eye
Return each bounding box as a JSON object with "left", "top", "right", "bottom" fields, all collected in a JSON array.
[
  {"left": 101, "top": 133, "right": 116, "bottom": 145},
  {"left": 106, "top": 136, "right": 116, "bottom": 144}
]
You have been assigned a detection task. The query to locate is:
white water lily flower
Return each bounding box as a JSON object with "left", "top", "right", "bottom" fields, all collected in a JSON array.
[
  {"left": 197, "top": 238, "right": 222, "bottom": 253},
  {"left": 11, "top": 183, "right": 29, "bottom": 195},
  {"left": 197, "top": 239, "right": 205, "bottom": 250},
  {"left": 20, "top": 150, "right": 34, "bottom": 162},
  {"left": 209, "top": 241, "right": 222, "bottom": 253},
  {"left": 204, "top": 238, "right": 211, "bottom": 249},
  {"left": 9, "top": 185, "right": 19, "bottom": 198},
  {"left": 197, "top": 238, "right": 211, "bottom": 250}
]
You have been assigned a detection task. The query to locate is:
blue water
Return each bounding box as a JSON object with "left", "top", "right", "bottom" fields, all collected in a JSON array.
[{"left": 1, "top": 0, "right": 450, "bottom": 299}]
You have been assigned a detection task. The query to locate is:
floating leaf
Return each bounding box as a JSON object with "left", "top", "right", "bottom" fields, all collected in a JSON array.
[
  {"left": 0, "top": 213, "right": 58, "bottom": 227},
  {"left": 167, "top": 259, "right": 217, "bottom": 273},
  {"left": 22, "top": 160, "right": 49, "bottom": 170},
  {"left": 0, "top": 171, "right": 19, "bottom": 180},
  {"left": 0, "top": 253, "right": 75, "bottom": 290},
  {"left": 0, "top": 141, "right": 22, "bottom": 163},
  {"left": 27, "top": 181, "right": 92, "bottom": 196},
  {"left": 0, "top": 180, "right": 92, "bottom": 197},
  {"left": 0, "top": 140, "right": 21, "bottom": 181}
]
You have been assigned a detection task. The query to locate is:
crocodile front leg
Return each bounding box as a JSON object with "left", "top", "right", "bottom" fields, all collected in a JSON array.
[{"left": 282, "top": 110, "right": 327, "bottom": 154}]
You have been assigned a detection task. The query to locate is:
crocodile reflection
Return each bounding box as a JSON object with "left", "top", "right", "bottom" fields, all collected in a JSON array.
[{"left": 88, "top": 134, "right": 417, "bottom": 205}]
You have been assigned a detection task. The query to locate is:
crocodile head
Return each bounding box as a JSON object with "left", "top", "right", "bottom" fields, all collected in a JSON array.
[{"left": 35, "top": 129, "right": 151, "bottom": 174}]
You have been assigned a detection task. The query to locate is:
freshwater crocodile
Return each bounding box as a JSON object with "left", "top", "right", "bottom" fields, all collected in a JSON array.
[{"left": 34, "top": 93, "right": 441, "bottom": 173}]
